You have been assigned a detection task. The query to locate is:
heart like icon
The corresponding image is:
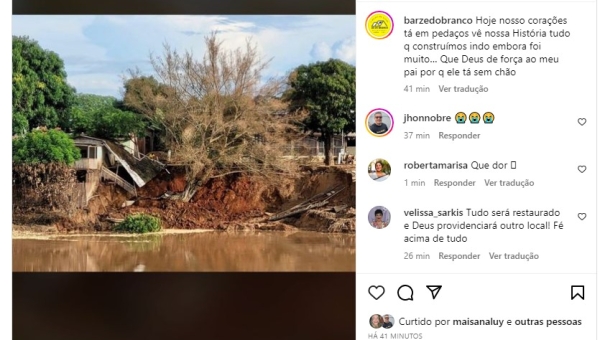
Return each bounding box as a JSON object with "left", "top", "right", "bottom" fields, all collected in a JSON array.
[
  {"left": 368, "top": 285, "right": 385, "bottom": 300},
  {"left": 578, "top": 118, "right": 587, "bottom": 126},
  {"left": 578, "top": 213, "right": 587, "bottom": 220},
  {"left": 578, "top": 166, "right": 587, "bottom": 173}
]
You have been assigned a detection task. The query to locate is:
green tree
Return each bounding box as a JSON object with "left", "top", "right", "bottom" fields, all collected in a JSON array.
[
  {"left": 70, "top": 93, "right": 115, "bottom": 133},
  {"left": 13, "top": 129, "right": 81, "bottom": 165},
  {"left": 90, "top": 107, "right": 147, "bottom": 139},
  {"left": 12, "top": 36, "right": 76, "bottom": 133},
  {"left": 284, "top": 59, "right": 355, "bottom": 165},
  {"left": 12, "top": 113, "right": 29, "bottom": 136},
  {"left": 70, "top": 93, "right": 147, "bottom": 139}
]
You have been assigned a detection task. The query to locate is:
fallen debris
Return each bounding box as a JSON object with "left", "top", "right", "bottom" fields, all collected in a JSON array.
[{"left": 268, "top": 184, "right": 346, "bottom": 221}]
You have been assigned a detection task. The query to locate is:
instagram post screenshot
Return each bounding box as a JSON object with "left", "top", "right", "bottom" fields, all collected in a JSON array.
[
  {"left": 356, "top": 0, "right": 597, "bottom": 339},
  {"left": 6, "top": 0, "right": 599, "bottom": 339},
  {"left": 8, "top": 0, "right": 356, "bottom": 339}
]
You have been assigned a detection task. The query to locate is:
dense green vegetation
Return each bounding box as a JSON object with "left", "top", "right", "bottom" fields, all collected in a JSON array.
[
  {"left": 12, "top": 36, "right": 76, "bottom": 134},
  {"left": 12, "top": 35, "right": 147, "bottom": 140},
  {"left": 12, "top": 129, "right": 81, "bottom": 165},
  {"left": 114, "top": 214, "right": 162, "bottom": 233},
  {"left": 70, "top": 93, "right": 147, "bottom": 139}
]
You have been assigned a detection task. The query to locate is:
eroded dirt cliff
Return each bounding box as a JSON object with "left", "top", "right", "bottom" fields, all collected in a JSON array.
[{"left": 14, "top": 165, "right": 356, "bottom": 233}]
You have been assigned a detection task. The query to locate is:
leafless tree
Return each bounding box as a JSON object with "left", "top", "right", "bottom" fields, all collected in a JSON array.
[{"left": 123, "top": 33, "right": 301, "bottom": 202}]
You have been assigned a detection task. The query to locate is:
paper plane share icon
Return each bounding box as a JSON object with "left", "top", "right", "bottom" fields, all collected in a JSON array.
[
  {"left": 427, "top": 285, "right": 442, "bottom": 299},
  {"left": 571, "top": 285, "right": 584, "bottom": 300}
]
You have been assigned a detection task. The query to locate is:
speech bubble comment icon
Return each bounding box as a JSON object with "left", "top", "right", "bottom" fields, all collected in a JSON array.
[{"left": 397, "top": 285, "right": 414, "bottom": 301}]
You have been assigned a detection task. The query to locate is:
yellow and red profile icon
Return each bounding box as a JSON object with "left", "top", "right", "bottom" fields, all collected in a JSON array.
[{"left": 365, "top": 11, "right": 394, "bottom": 39}]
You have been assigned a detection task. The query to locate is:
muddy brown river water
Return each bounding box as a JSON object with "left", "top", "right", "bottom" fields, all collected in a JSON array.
[{"left": 12, "top": 230, "right": 355, "bottom": 272}]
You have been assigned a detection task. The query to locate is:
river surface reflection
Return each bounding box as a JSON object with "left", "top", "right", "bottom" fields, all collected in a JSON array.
[{"left": 13, "top": 231, "right": 355, "bottom": 272}]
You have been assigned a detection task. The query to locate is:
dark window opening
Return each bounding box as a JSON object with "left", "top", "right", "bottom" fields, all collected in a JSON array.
[
  {"left": 79, "top": 147, "right": 88, "bottom": 158},
  {"left": 76, "top": 170, "right": 87, "bottom": 182}
]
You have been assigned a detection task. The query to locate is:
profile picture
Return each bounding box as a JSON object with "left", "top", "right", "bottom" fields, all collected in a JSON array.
[
  {"left": 369, "top": 206, "right": 390, "bottom": 229},
  {"left": 369, "top": 314, "right": 384, "bottom": 329},
  {"left": 382, "top": 314, "right": 395, "bottom": 329},
  {"left": 366, "top": 108, "right": 393, "bottom": 137},
  {"left": 368, "top": 158, "right": 391, "bottom": 182},
  {"left": 365, "top": 11, "right": 394, "bottom": 40}
]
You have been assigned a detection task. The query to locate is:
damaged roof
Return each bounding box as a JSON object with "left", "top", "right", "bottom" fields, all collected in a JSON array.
[
  {"left": 73, "top": 135, "right": 165, "bottom": 187},
  {"left": 73, "top": 136, "right": 104, "bottom": 146},
  {"left": 103, "top": 140, "right": 165, "bottom": 187}
]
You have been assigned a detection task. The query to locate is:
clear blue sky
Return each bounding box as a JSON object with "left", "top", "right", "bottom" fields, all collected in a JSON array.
[{"left": 12, "top": 15, "right": 355, "bottom": 98}]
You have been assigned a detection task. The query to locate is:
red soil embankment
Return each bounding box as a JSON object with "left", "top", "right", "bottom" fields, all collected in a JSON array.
[
  {"left": 14, "top": 165, "right": 356, "bottom": 233},
  {"left": 115, "top": 165, "right": 355, "bottom": 231}
]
